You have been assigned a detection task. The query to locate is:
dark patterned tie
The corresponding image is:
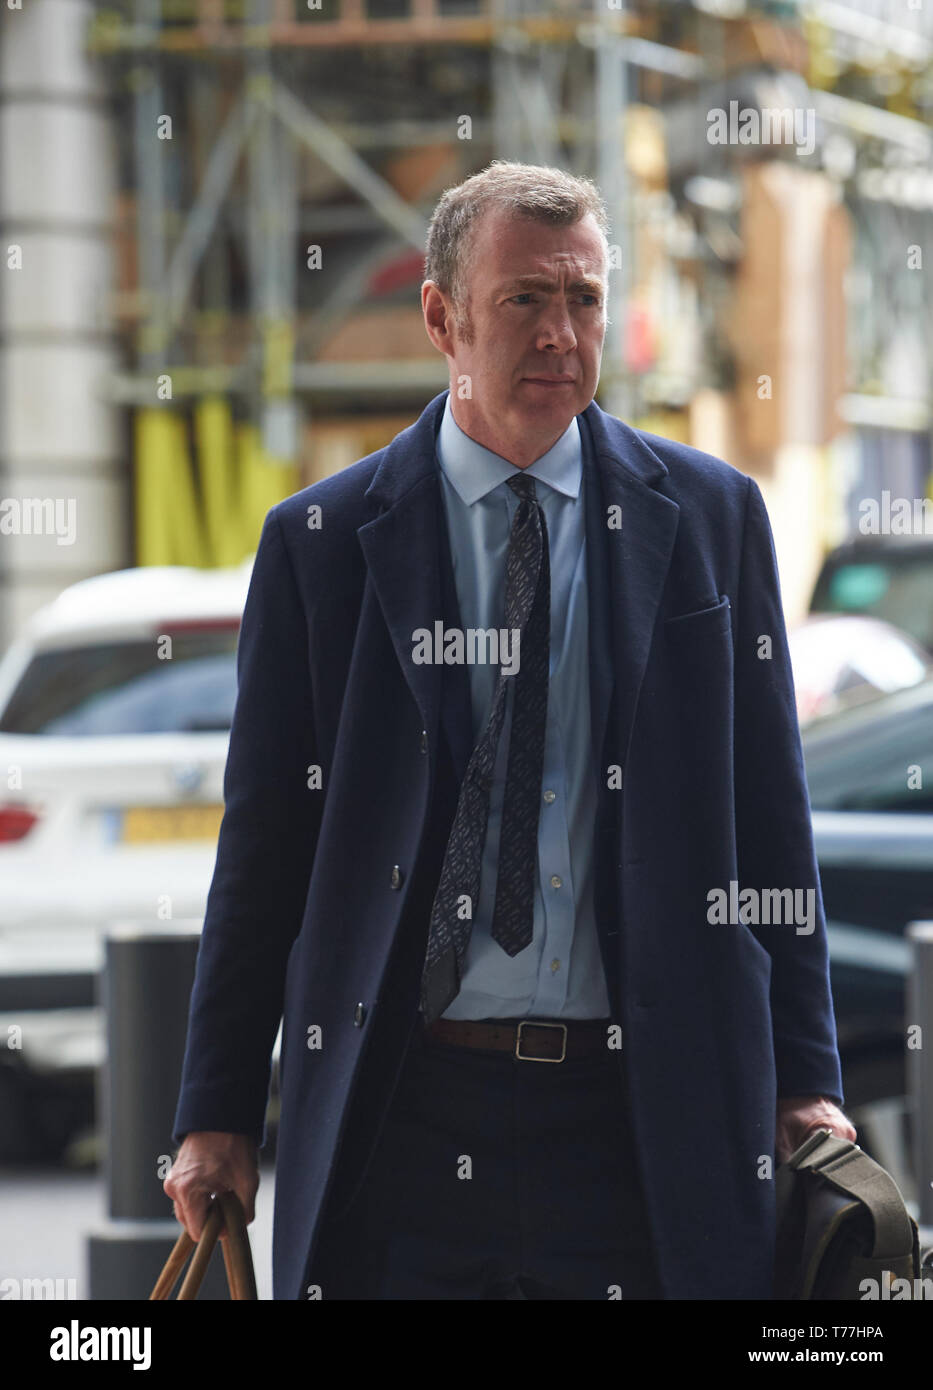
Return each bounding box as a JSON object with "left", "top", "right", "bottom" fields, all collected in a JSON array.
[{"left": 420, "top": 473, "right": 550, "bottom": 1023}]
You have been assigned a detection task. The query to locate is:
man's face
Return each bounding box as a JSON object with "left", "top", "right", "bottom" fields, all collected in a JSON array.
[{"left": 424, "top": 206, "right": 608, "bottom": 464}]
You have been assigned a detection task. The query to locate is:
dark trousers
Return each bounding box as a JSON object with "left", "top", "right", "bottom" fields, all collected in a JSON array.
[{"left": 312, "top": 1018, "right": 664, "bottom": 1299}]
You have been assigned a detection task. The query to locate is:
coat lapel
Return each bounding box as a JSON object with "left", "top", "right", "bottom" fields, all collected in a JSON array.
[
  {"left": 356, "top": 392, "right": 472, "bottom": 780},
  {"left": 580, "top": 400, "right": 680, "bottom": 778}
]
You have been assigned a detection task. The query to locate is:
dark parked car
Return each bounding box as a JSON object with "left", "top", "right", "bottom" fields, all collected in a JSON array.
[
  {"left": 802, "top": 676, "right": 933, "bottom": 1199},
  {"left": 809, "top": 536, "right": 933, "bottom": 655}
]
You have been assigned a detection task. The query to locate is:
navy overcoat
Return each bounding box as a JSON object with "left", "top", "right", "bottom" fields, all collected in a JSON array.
[{"left": 173, "top": 387, "right": 844, "bottom": 1300}]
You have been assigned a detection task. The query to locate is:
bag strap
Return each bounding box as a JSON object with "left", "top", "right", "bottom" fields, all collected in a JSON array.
[
  {"left": 784, "top": 1129, "right": 914, "bottom": 1261},
  {"left": 150, "top": 1192, "right": 257, "bottom": 1300}
]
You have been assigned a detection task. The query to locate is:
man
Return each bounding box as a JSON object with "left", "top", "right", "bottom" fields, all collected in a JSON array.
[{"left": 166, "top": 160, "right": 855, "bottom": 1300}]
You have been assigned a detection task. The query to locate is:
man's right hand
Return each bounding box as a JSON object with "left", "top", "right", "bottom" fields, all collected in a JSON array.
[{"left": 163, "top": 1131, "right": 259, "bottom": 1243}]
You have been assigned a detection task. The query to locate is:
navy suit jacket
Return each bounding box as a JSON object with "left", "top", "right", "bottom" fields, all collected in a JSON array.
[{"left": 173, "top": 387, "right": 844, "bottom": 1300}]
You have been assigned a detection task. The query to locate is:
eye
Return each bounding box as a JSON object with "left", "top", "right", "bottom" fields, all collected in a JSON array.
[
  {"left": 509, "top": 294, "right": 536, "bottom": 305},
  {"left": 579, "top": 294, "right": 601, "bottom": 306}
]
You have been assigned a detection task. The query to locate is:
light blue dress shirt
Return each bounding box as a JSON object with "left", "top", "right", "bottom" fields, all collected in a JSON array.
[{"left": 435, "top": 393, "right": 611, "bottom": 1020}]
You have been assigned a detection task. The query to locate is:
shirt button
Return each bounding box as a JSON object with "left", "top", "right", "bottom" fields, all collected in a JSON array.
[
  {"left": 550, "top": 874, "right": 562, "bottom": 889},
  {"left": 543, "top": 789, "right": 556, "bottom": 804},
  {"left": 550, "top": 958, "right": 561, "bottom": 974}
]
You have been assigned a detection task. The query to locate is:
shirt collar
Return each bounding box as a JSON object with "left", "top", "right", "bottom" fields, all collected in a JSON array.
[{"left": 436, "top": 391, "right": 582, "bottom": 506}]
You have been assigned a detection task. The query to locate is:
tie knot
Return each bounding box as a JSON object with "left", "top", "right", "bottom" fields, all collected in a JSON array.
[{"left": 506, "top": 472, "right": 537, "bottom": 504}]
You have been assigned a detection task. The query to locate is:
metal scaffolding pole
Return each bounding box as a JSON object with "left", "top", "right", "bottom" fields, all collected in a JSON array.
[
  {"left": 245, "top": 0, "right": 299, "bottom": 460},
  {"left": 164, "top": 95, "right": 255, "bottom": 337},
  {"left": 491, "top": 0, "right": 563, "bottom": 168},
  {"left": 596, "top": 2, "right": 631, "bottom": 423},
  {"left": 133, "top": 0, "right": 168, "bottom": 371}
]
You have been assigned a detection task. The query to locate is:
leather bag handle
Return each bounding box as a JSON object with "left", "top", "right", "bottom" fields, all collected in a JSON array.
[{"left": 150, "top": 1191, "right": 257, "bottom": 1300}]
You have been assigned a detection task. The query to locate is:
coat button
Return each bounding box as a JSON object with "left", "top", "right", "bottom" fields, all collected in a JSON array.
[
  {"left": 390, "top": 864, "right": 403, "bottom": 890},
  {"left": 420, "top": 730, "right": 428, "bottom": 754},
  {"left": 353, "top": 1003, "right": 366, "bottom": 1027}
]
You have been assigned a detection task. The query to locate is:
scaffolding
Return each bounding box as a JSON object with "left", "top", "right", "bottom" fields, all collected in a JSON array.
[
  {"left": 94, "top": 0, "right": 642, "bottom": 417},
  {"left": 3, "top": 0, "right": 931, "bottom": 608}
]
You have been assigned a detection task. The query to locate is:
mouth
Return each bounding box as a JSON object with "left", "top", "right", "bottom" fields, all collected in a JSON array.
[{"left": 523, "top": 376, "right": 576, "bottom": 387}]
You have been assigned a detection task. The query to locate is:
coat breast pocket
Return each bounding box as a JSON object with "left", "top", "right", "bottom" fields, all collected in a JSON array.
[
  {"left": 663, "top": 593, "right": 732, "bottom": 641},
  {"left": 660, "top": 593, "right": 734, "bottom": 704}
]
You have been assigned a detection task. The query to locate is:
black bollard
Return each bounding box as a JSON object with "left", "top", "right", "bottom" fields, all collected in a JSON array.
[
  {"left": 87, "top": 923, "right": 230, "bottom": 1299},
  {"left": 907, "top": 921, "right": 933, "bottom": 1246}
]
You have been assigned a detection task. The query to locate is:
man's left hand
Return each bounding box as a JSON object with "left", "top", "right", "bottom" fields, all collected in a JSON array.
[{"left": 776, "top": 1095, "right": 857, "bottom": 1165}]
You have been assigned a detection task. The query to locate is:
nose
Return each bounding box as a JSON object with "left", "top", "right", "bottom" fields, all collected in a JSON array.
[{"left": 536, "top": 298, "right": 577, "bottom": 353}]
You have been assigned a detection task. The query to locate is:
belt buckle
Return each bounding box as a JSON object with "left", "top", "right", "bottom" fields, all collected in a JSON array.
[{"left": 515, "top": 1019, "right": 567, "bottom": 1063}]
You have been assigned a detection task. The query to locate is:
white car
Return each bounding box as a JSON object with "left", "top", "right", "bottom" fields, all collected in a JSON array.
[
  {"left": 0, "top": 560, "right": 254, "bottom": 1123},
  {"left": 788, "top": 613, "right": 930, "bottom": 726}
]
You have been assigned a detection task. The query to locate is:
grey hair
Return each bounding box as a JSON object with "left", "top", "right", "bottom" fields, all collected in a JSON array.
[{"left": 424, "top": 160, "right": 609, "bottom": 330}]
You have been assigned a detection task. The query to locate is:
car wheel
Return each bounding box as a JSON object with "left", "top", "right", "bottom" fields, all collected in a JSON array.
[
  {"left": 0, "top": 1058, "right": 48, "bottom": 1163},
  {"left": 0, "top": 1058, "right": 90, "bottom": 1164}
]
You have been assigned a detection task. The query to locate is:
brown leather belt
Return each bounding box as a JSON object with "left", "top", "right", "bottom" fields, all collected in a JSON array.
[{"left": 423, "top": 1016, "right": 612, "bottom": 1063}]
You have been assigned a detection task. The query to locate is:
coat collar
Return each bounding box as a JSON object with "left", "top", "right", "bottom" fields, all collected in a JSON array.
[
  {"left": 363, "top": 388, "right": 668, "bottom": 509},
  {"left": 357, "top": 389, "right": 679, "bottom": 785}
]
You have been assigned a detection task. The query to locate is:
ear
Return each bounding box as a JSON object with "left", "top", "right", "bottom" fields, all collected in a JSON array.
[{"left": 422, "top": 280, "right": 457, "bottom": 360}]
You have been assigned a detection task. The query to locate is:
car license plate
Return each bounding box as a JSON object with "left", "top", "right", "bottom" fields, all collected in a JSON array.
[{"left": 121, "top": 804, "right": 224, "bottom": 842}]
